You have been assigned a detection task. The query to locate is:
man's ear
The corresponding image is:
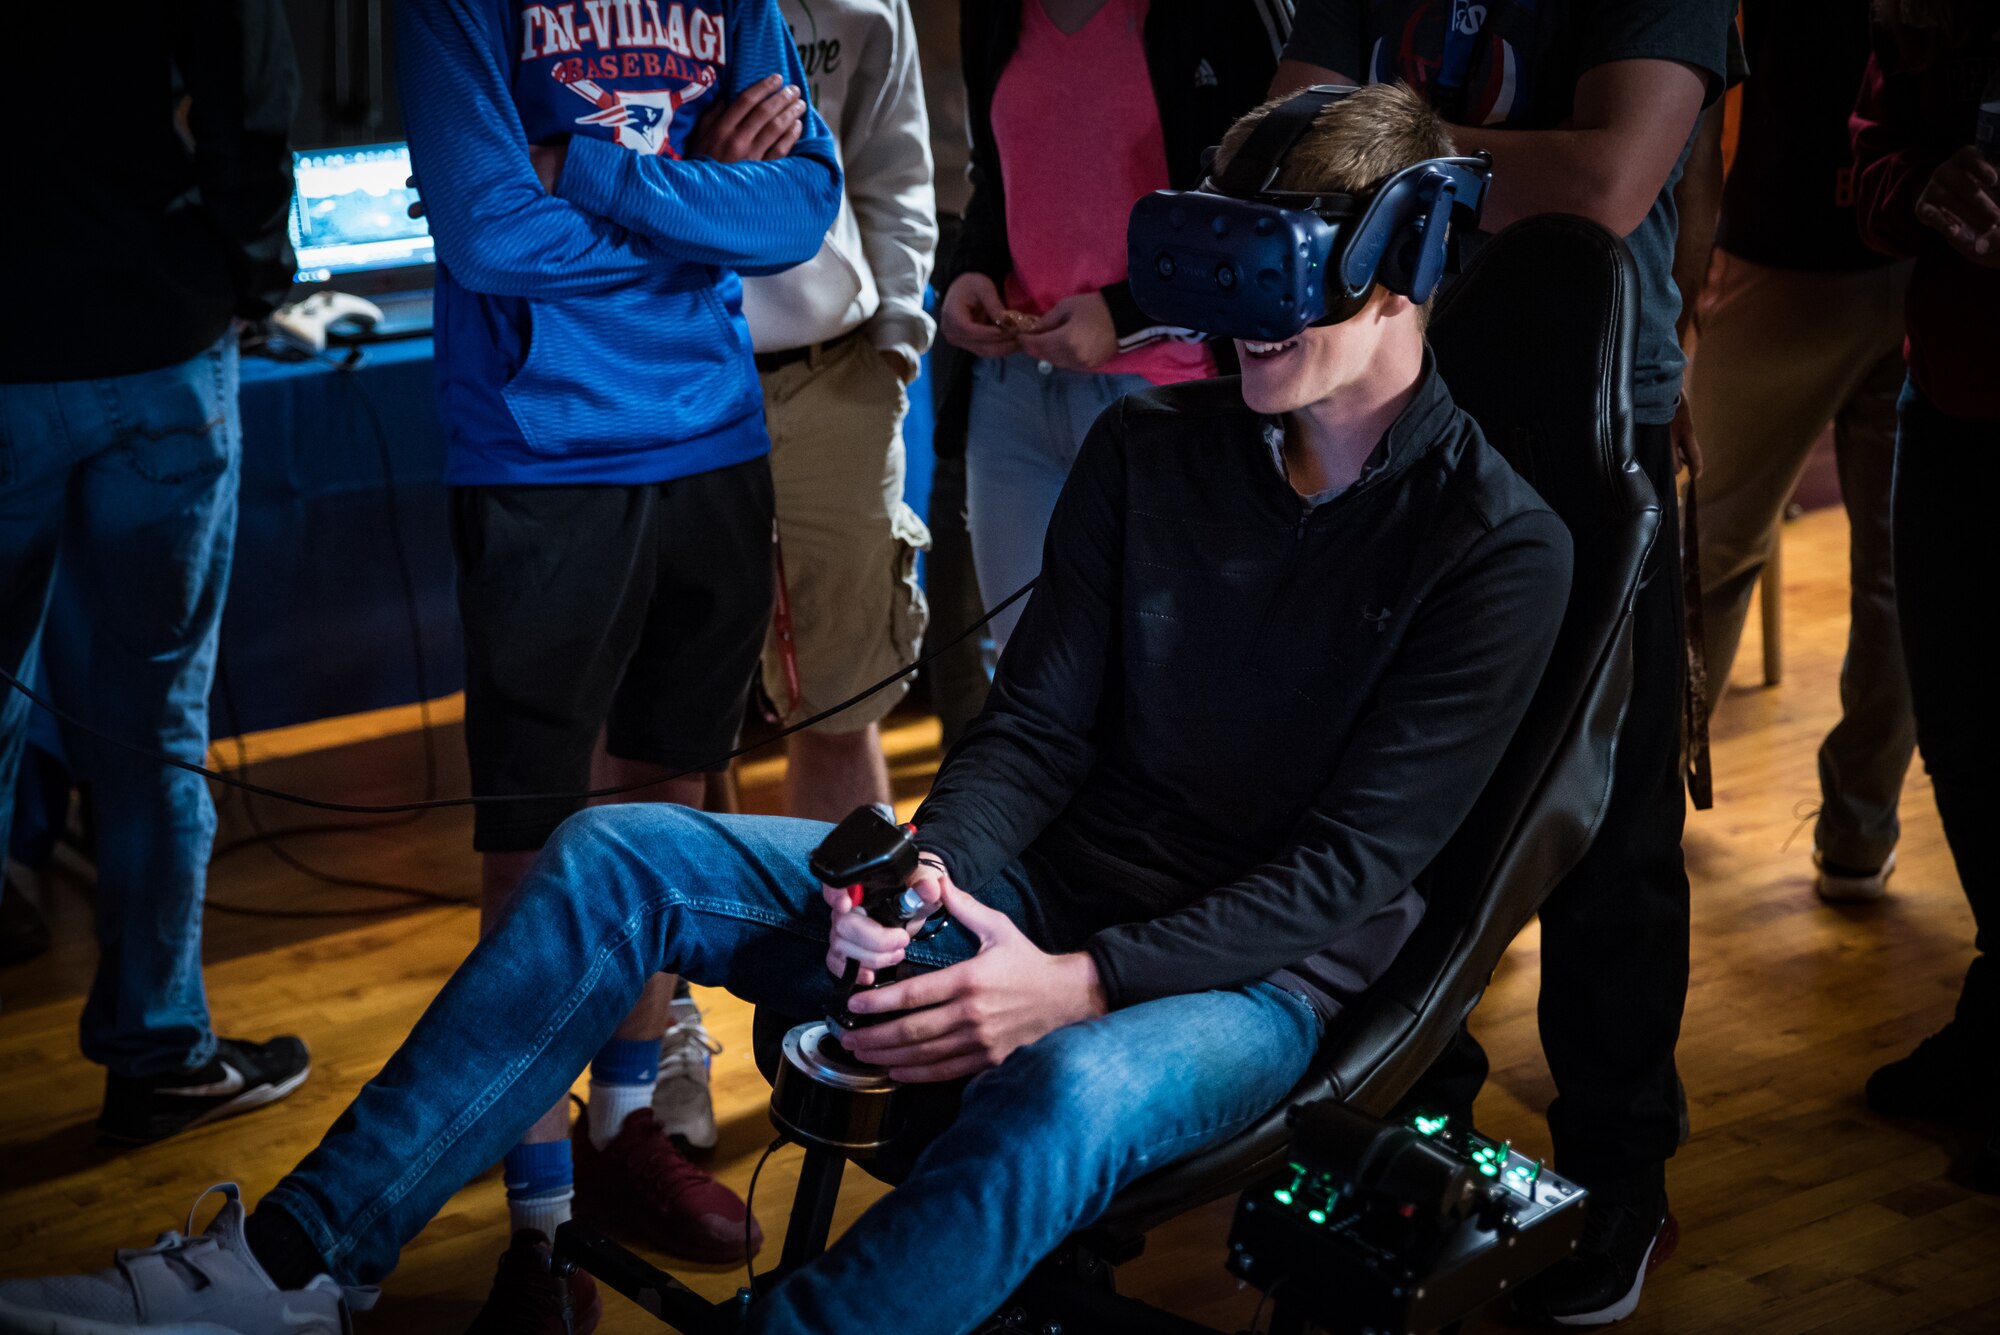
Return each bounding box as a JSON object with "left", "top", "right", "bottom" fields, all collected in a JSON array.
[
  {"left": 1367, "top": 287, "right": 1431, "bottom": 339},
  {"left": 1363, "top": 285, "right": 1413, "bottom": 322}
]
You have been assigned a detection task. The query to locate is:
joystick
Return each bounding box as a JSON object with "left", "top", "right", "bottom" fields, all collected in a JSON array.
[{"left": 768, "top": 804, "right": 934, "bottom": 1157}]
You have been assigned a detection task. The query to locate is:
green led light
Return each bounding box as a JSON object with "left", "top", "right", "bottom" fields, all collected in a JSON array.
[
  {"left": 1413, "top": 1114, "right": 1449, "bottom": 1137},
  {"left": 1308, "top": 1209, "right": 1327, "bottom": 1225},
  {"left": 1273, "top": 1190, "right": 1294, "bottom": 1205},
  {"left": 1479, "top": 1163, "right": 1499, "bottom": 1177}
]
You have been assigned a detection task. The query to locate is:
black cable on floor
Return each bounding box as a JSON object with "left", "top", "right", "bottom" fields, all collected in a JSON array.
[
  {"left": 204, "top": 353, "right": 458, "bottom": 917},
  {"left": 744, "top": 1135, "right": 789, "bottom": 1294},
  {"left": 205, "top": 663, "right": 473, "bottom": 918},
  {"left": 0, "top": 577, "right": 1031, "bottom": 817}
]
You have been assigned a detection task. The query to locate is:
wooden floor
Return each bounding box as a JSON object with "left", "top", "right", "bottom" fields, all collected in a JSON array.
[{"left": 2, "top": 504, "right": 1997, "bottom": 1333}]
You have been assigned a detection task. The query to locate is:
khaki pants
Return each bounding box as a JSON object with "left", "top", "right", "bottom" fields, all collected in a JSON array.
[
  {"left": 758, "top": 332, "right": 931, "bottom": 734},
  {"left": 1690, "top": 251, "right": 1915, "bottom": 869}
]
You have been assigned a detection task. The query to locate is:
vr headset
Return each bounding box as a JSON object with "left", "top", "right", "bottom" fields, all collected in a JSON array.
[{"left": 1127, "top": 85, "right": 1493, "bottom": 343}]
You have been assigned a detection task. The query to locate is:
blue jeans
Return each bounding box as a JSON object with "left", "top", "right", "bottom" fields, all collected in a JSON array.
[
  {"left": 0, "top": 337, "right": 240, "bottom": 1077},
  {"left": 264, "top": 805, "right": 1321, "bottom": 1334},
  {"left": 964, "top": 354, "right": 1153, "bottom": 646}
]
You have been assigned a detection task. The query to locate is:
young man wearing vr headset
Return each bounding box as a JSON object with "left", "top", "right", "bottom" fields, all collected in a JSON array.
[
  {"left": 1276, "top": 3, "right": 1734, "bottom": 1325},
  {"left": 0, "top": 84, "right": 1572, "bottom": 1335}
]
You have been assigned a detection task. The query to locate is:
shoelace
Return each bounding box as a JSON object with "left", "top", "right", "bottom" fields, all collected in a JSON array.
[
  {"left": 118, "top": 1230, "right": 219, "bottom": 1293},
  {"left": 116, "top": 1183, "right": 242, "bottom": 1291},
  {"left": 660, "top": 1013, "right": 722, "bottom": 1080}
]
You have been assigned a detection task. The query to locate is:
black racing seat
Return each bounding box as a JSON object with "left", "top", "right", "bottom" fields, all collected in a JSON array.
[{"left": 749, "top": 212, "right": 1657, "bottom": 1268}]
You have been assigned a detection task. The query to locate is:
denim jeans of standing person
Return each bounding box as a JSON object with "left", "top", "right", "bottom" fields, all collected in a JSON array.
[
  {"left": 0, "top": 336, "right": 240, "bottom": 1079},
  {"left": 259, "top": 805, "right": 1322, "bottom": 1335},
  {"left": 1892, "top": 380, "right": 1999, "bottom": 1041},
  {"left": 964, "top": 353, "right": 1154, "bottom": 646}
]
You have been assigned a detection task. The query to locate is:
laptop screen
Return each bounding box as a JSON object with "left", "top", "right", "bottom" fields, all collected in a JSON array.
[{"left": 290, "top": 141, "right": 434, "bottom": 282}]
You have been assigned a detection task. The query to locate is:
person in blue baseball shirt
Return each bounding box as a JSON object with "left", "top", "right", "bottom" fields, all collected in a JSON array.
[{"left": 392, "top": 1, "right": 838, "bottom": 1327}]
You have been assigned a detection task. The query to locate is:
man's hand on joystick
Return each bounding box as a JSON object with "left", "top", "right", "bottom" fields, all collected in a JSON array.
[
  {"left": 837, "top": 887, "right": 1109, "bottom": 1084},
  {"left": 822, "top": 854, "right": 951, "bottom": 987}
]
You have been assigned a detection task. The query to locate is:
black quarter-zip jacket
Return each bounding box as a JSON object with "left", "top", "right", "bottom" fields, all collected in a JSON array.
[{"left": 912, "top": 357, "right": 1572, "bottom": 1018}]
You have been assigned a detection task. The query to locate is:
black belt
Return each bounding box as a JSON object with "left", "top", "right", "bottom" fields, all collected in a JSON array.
[{"left": 754, "top": 330, "right": 856, "bottom": 375}]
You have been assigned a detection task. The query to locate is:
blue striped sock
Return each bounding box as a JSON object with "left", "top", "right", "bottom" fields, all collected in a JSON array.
[
  {"left": 503, "top": 1140, "right": 572, "bottom": 1199},
  {"left": 591, "top": 1038, "right": 660, "bottom": 1087},
  {"left": 503, "top": 1140, "right": 573, "bottom": 1241}
]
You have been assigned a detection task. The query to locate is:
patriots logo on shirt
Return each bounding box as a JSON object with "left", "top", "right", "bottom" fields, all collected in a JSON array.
[
  {"left": 1374, "top": 0, "right": 1526, "bottom": 126},
  {"left": 553, "top": 63, "right": 716, "bottom": 156}
]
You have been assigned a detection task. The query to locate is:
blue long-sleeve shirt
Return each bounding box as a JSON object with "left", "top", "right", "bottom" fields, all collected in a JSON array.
[{"left": 397, "top": 0, "right": 843, "bottom": 484}]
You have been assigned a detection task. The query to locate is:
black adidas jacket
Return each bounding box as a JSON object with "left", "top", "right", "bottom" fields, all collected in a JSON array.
[
  {"left": 952, "top": 0, "right": 1293, "bottom": 342},
  {"left": 912, "top": 360, "right": 1572, "bottom": 1018}
]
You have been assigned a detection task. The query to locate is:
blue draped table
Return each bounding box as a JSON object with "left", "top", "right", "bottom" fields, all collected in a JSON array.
[{"left": 221, "top": 339, "right": 462, "bottom": 735}]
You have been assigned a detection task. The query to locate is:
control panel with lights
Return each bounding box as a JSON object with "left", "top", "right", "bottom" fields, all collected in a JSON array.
[{"left": 1224, "top": 1102, "right": 1587, "bottom": 1335}]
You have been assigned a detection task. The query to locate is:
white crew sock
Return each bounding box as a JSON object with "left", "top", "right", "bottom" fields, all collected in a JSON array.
[
  {"left": 508, "top": 1187, "right": 573, "bottom": 1243},
  {"left": 586, "top": 1078, "right": 655, "bottom": 1149}
]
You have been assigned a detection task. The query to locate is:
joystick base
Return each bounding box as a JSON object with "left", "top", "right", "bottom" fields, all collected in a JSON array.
[{"left": 770, "top": 1020, "right": 901, "bottom": 1155}]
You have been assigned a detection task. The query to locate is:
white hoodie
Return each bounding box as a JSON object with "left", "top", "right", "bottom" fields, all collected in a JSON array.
[{"left": 741, "top": 0, "right": 937, "bottom": 372}]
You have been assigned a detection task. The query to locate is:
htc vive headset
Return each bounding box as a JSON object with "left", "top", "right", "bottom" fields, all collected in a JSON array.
[{"left": 1126, "top": 85, "right": 1493, "bottom": 343}]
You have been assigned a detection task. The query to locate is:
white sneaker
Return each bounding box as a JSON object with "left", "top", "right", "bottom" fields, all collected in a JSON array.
[
  {"left": 0, "top": 1184, "right": 375, "bottom": 1334},
  {"left": 654, "top": 994, "right": 721, "bottom": 1153},
  {"left": 1815, "top": 848, "right": 1896, "bottom": 903}
]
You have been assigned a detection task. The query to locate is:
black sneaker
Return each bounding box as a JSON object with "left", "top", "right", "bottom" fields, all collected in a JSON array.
[
  {"left": 98, "top": 1035, "right": 311, "bottom": 1145},
  {"left": 1865, "top": 1024, "right": 2000, "bottom": 1120},
  {"left": 1512, "top": 1191, "right": 1676, "bottom": 1327},
  {"left": 463, "top": 1230, "right": 602, "bottom": 1335}
]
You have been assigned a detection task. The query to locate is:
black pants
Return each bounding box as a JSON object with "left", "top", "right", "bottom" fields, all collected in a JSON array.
[
  {"left": 1415, "top": 419, "right": 1691, "bottom": 1201},
  {"left": 1892, "top": 380, "right": 1999, "bottom": 1041},
  {"left": 925, "top": 213, "right": 996, "bottom": 748}
]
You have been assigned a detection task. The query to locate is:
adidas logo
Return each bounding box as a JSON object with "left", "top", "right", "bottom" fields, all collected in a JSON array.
[{"left": 1193, "top": 58, "right": 1217, "bottom": 89}]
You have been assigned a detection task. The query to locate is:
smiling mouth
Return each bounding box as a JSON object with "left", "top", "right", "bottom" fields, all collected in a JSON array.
[{"left": 1243, "top": 339, "right": 1299, "bottom": 360}]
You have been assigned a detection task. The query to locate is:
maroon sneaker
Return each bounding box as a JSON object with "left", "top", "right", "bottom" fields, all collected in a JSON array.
[
  {"left": 463, "top": 1230, "right": 602, "bottom": 1335},
  {"left": 574, "top": 1105, "right": 764, "bottom": 1265}
]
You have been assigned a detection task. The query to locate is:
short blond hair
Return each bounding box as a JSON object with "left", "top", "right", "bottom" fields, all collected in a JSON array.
[{"left": 1216, "top": 82, "right": 1457, "bottom": 199}]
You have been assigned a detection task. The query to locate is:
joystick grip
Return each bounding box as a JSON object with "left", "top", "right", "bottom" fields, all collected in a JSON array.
[
  {"left": 813, "top": 805, "right": 926, "bottom": 1034},
  {"left": 829, "top": 880, "right": 933, "bottom": 1026}
]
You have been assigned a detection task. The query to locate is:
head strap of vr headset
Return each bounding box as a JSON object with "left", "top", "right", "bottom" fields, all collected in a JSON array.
[{"left": 1209, "top": 84, "right": 1357, "bottom": 197}]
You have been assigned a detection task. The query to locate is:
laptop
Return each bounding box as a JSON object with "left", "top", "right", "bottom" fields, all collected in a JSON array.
[{"left": 288, "top": 140, "right": 435, "bottom": 339}]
